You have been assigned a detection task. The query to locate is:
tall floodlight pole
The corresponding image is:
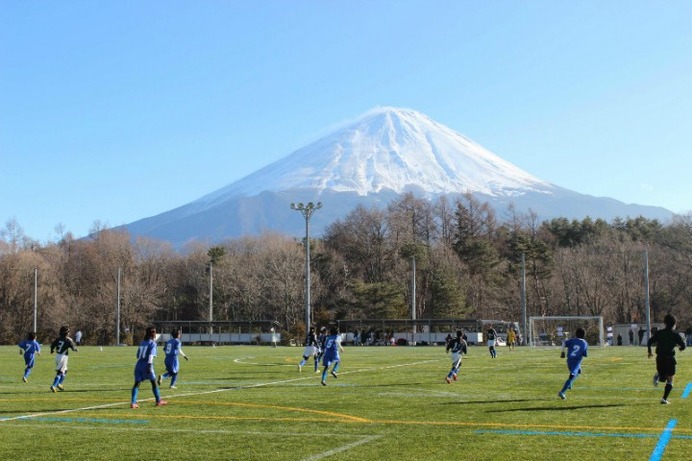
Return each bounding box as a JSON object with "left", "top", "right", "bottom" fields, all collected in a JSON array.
[
  {"left": 291, "top": 201, "right": 322, "bottom": 333},
  {"left": 644, "top": 249, "right": 651, "bottom": 344},
  {"left": 521, "top": 253, "right": 527, "bottom": 346},
  {"left": 33, "top": 267, "right": 38, "bottom": 333},
  {"left": 411, "top": 255, "right": 417, "bottom": 342},
  {"left": 117, "top": 267, "right": 121, "bottom": 346},
  {"left": 209, "top": 261, "right": 214, "bottom": 334}
]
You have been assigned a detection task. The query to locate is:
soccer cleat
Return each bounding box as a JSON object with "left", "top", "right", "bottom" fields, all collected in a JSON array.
[
  {"left": 56, "top": 384, "right": 64, "bottom": 391},
  {"left": 558, "top": 392, "right": 566, "bottom": 400},
  {"left": 321, "top": 380, "right": 327, "bottom": 386},
  {"left": 298, "top": 364, "right": 303, "bottom": 373},
  {"left": 156, "top": 375, "right": 162, "bottom": 386},
  {"left": 22, "top": 376, "right": 28, "bottom": 383},
  {"left": 660, "top": 398, "right": 669, "bottom": 405},
  {"left": 130, "top": 403, "right": 139, "bottom": 409},
  {"left": 156, "top": 400, "right": 168, "bottom": 407},
  {"left": 445, "top": 376, "right": 451, "bottom": 384},
  {"left": 331, "top": 371, "right": 338, "bottom": 379},
  {"left": 170, "top": 385, "right": 177, "bottom": 389},
  {"left": 50, "top": 385, "right": 57, "bottom": 393},
  {"left": 452, "top": 373, "right": 458, "bottom": 381},
  {"left": 653, "top": 374, "right": 659, "bottom": 387}
]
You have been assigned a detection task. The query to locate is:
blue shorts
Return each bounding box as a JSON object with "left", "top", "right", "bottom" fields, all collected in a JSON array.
[{"left": 134, "top": 361, "right": 156, "bottom": 383}]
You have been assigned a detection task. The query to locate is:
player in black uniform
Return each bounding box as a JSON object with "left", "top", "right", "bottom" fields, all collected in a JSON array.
[
  {"left": 445, "top": 330, "right": 468, "bottom": 383},
  {"left": 486, "top": 325, "right": 498, "bottom": 358},
  {"left": 298, "top": 326, "right": 319, "bottom": 373},
  {"left": 648, "top": 313, "right": 686, "bottom": 404},
  {"left": 50, "top": 326, "right": 78, "bottom": 392}
]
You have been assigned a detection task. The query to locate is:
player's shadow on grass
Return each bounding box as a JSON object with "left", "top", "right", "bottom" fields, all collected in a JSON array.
[{"left": 486, "top": 403, "right": 625, "bottom": 412}]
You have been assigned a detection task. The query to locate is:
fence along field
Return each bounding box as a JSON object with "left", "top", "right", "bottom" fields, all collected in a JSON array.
[{"left": 0, "top": 344, "right": 690, "bottom": 460}]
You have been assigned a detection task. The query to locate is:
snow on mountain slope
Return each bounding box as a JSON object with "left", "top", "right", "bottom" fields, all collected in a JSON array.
[
  {"left": 196, "top": 107, "right": 553, "bottom": 210},
  {"left": 123, "top": 107, "right": 674, "bottom": 246}
]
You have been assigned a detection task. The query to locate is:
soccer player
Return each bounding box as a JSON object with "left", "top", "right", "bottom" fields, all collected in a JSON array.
[
  {"left": 320, "top": 326, "right": 344, "bottom": 386},
  {"left": 558, "top": 327, "right": 588, "bottom": 400},
  {"left": 18, "top": 331, "right": 41, "bottom": 382},
  {"left": 157, "top": 329, "right": 188, "bottom": 389},
  {"left": 486, "top": 324, "right": 498, "bottom": 358},
  {"left": 445, "top": 330, "right": 468, "bottom": 383},
  {"left": 298, "top": 326, "right": 319, "bottom": 373},
  {"left": 131, "top": 326, "right": 167, "bottom": 409},
  {"left": 49, "top": 326, "right": 78, "bottom": 392},
  {"left": 315, "top": 326, "right": 328, "bottom": 373},
  {"left": 648, "top": 313, "right": 686, "bottom": 404},
  {"left": 507, "top": 327, "right": 517, "bottom": 351}
]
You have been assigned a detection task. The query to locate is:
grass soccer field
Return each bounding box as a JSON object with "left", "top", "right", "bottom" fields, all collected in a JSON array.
[{"left": 1, "top": 343, "right": 690, "bottom": 460}]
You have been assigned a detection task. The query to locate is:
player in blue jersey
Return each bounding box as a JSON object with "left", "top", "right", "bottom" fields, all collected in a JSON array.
[
  {"left": 18, "top": 331, "right": 41, "bottom": 382},
  {"left": 320, "top": 326, "right": 344, "bottom": 386},
  {"left": 131, "top": 326, "right": 167, "bottom": 409},
  {"left": 298, "top": 326, "right": 320, "bottom": 373},
  {"left": 445, "top": 330, "right": 468, "bottom": 384},
  {"left": 157, "top": 329, "right": 188, "bottom": 389},
  {"left": 50, "top": 326, "right": 78, "bottom": 392},
  {"left": 648, "top": 313, "right": 686, "bottom": 404},
  {"left": 558, "top": 327, "right": 588, "bottom": 400}
]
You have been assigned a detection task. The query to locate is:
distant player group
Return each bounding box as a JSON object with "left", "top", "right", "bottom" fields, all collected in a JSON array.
[
  {"left": 17, "top": 314, "right": 686, "bottom": 407},
  {"left": 17, "top": 325, "right": 189, "bottom": 409},
  {"left": 298, "top": 325, "right": 343, "bottom": 386}
]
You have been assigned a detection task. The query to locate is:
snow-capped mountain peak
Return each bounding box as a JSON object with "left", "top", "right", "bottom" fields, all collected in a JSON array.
[{"left": 198, "top": 107, "right": 552, "bottom": 207}]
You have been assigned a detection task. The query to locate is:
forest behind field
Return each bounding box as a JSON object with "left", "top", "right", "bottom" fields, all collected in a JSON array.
[{"left": 2, "top": 193, "right": 691, "bottom": 344}]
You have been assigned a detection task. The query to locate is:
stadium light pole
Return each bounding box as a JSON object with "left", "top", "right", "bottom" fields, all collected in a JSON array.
[
  {"left": 291, "top": 201, "right": 322, "bottom": 333},
  {"left": 644, "top": 249, "right": 651, "bottom": 344},
  {"left": 117, "top": 267, "right": 121, "bottom": 346},
  {"left": 33, "top": 267, "right": 38, "bottom": 333}
]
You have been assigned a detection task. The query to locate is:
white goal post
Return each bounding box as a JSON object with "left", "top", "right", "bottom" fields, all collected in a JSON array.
[{"left": 528, "top": 316, "right": 605, "bottom": 347}]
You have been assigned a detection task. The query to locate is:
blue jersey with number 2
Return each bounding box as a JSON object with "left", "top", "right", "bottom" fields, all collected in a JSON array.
[{"left": 564, "top": 337, "right": 588, "bottom": 375}]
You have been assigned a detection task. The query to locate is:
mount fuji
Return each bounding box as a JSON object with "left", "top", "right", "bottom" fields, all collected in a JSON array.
[{"left": 122, "top": 107, "right": 674, "bottom": 247}]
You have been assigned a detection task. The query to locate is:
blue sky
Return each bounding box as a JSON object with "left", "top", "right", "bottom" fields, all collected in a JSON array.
[{"left": 2, "top": 1, "right": 691, "bottom": 242}]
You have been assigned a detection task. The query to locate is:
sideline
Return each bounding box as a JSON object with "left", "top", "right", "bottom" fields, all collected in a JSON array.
[
  {"left": 649, "top": 419, "right": 677, "bottom": 461},
  {"left": 681, "top": 382, "right": 691, "bottom": 399}
]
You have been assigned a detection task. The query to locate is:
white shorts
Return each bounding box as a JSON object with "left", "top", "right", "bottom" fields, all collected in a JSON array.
[
  {"left": 302, "top": 345, "right": 317, "bottom": 357},
  {"left": 451, "top": 352, "right": 463, "bottom": 365},
  {"left": 487, "top": 340, "right": 496, "bottom": 348},
  {"left": 55, "top": 353, "right": 69, "bottom": 373}
]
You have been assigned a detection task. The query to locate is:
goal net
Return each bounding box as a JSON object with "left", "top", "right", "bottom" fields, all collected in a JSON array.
[{"left": 528, "top": 316, "right": 604, "bottom": 347}]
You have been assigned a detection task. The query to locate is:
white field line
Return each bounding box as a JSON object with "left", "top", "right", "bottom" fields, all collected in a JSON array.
[{"left": 300, "top": 435, "right": 383, "bottom": 461}]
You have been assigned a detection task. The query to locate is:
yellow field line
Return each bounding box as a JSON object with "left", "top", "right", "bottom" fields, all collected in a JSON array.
[{"left": 14, "top": 401, "right": 690, "bottom": 435}]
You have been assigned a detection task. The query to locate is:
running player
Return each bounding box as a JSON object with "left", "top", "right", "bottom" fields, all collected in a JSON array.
[
  {"left": 558, "top": 327, "right": 588, "bottom": 400},
  {"left": 648, "top": 313, "right": 686, "bottom": 404},
  {"left": 50, "top": 326, "right": 78, "bottom": 392},
  {"left": 158, "top": 329, "right": 188, "bottom": 389},
  {"left": 18, "top": 331, "right": 41, "bottom": 382},
  {"left": 131, "top": 326, "right": 167, "bottom": 408},
  {"left": 298, "top": 326, "right": 319, "bottom": 373},
  {"left": 445, "top": 330, "right": 468, "bottom": 383},
  {"left": 320, "top": 327, "right": 343, "bottom": 386}
]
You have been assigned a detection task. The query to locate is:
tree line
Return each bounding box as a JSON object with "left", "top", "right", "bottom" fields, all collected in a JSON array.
[{"left": 2, "top": 193, "right": 691, "bottom": 345}]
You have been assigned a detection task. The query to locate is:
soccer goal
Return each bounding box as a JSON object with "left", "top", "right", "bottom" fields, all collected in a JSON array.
[{"left": 528, "top": 316, "right": 604, "bottom": 347}]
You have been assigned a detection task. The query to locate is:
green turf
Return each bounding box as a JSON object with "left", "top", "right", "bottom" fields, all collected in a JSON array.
[{"left": 1, "top": 344, "right": 690, "bottom": 460}]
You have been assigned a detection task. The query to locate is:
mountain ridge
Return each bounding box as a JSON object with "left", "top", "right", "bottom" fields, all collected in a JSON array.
[{"left": 121, "top": 107, "right": 674, "bottom": 247}]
